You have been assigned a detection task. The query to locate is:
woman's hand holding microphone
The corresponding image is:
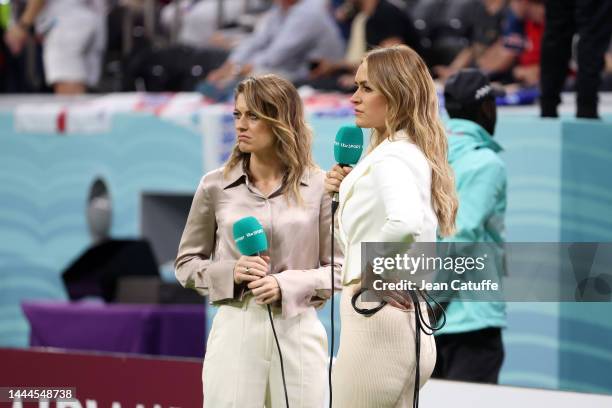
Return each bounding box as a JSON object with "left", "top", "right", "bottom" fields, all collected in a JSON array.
[
  {"left": 233, "top": 255, "right": 281, "bottom": 305},
  {"left": 324, "top": 164, "right": 352, "bottom": 196}
]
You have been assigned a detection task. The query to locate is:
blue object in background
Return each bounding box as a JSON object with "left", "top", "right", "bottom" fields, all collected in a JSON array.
[
  {"left": 496, "top": 87, "right": 540, "bottom": 106},
  {"left": 196, "top": 80, "right": 240, "bottom": 103}
]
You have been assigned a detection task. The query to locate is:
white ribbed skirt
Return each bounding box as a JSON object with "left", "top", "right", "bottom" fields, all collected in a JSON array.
[{"left": 332, "top": 283, "right": 437, "bottom": 408}]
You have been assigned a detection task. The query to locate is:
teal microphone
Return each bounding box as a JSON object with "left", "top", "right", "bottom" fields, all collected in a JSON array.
[
  {"left": 233, "top": 216, "right": 268, "bottom": 256},
  {"left": 332, "top": 126, "right": 364, "bottom": 211},
  {"left": 334, "top": 125, "right": 364, "bottom": 166}
]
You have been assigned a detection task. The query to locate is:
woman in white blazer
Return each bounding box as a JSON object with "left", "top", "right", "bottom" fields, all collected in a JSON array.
[{"left": 325, "top": 45, "right": 459, "bottom": 407}]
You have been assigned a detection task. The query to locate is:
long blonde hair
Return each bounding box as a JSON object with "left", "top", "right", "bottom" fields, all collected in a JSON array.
[
  {"left": 364, "top": 45, "right": 458, "bottom": 236},
  {"left": 224, "top": 74, "right": 315, "bottom": 206}
]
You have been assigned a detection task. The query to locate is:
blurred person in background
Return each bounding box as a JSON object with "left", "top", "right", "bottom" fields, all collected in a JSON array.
[
  {"left": 305, "top": 0, "right": 423, "bottom": 92},
  {"left": 475, "top": 0, "right": 544, "bottom": 87},
  {"left": 411, "top": 0, "right": 495, "bottom": 69},
  {"left": 175, "top": 74, "right": 342, "bottom": 407},
  {"left": 540, "top": 0, "right": 612, "bottom": 119},
  {"left": 4, "top": 0, "right": 107, "bottom": 94},
  {"left": 603, "top": 39, "right": 612, "bottom": 91},
  {"left": 0, "top": 0, "right": 31, "bottom": 92},
  {"left": 431, "top": 0, "right": 543, "bottom": 88},
  {"left": 159, "top": 0, "right": 269, "bottom": 50},
  {"left": 159, "top": 0, "right": 242, "bottom": 49},
  {"left": 433, "top": 0, "right": 508, "bottom": 81},
  {"left": 433, "top": 68, "right": 506, "bottom": 384},
  {"left": 204, "top": 0, "right": 344, "bottom": 93},
  {"left": 505, "top": 0, "right": 544, "bottom": 87}
]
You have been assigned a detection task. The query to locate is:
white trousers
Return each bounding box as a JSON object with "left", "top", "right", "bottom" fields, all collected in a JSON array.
[{"left": 203, "top": 296, "right": 328, "bottom": 407}]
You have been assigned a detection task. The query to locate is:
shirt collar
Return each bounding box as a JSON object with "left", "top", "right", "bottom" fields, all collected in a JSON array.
[
  {"left": 222, "top": 160, "right": 310, "bottom": 189},
  {"left": 299, "top": 169, "right": 311, "bottom": 186},
  {"left": 222, "top": 162, "right": 248, "bottom": 189}
]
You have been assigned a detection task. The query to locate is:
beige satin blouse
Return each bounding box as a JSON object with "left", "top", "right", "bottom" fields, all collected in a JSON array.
[{"left": 175, "top": 161, "right": 343, "bottom": 318}]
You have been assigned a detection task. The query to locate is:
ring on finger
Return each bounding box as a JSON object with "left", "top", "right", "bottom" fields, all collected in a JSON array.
[{"left": 245, "top": 266, "right": 250, "bottom": 274}]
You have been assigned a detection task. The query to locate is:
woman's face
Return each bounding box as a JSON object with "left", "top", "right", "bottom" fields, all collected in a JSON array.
[
  {"left": 234, "top": 93, "right": 276, "bottom": 155},
  {"left": 350, "top": 62, "right": 388, "bottom": 131}
]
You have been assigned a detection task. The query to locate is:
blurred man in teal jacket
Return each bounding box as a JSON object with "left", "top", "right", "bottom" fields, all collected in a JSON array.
[{"left": 432, "top": 69, "right": 506, "bottom": 384}]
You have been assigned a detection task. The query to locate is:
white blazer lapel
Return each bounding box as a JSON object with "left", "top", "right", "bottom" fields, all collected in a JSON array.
[
  {"left": 337, "top": 139, "right": 394, "bottom": 226},
  {"left": 336, "top": 149, "right": 377, "bottom": 241}
]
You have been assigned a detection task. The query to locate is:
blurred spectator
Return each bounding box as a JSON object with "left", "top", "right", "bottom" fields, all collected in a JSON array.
[
  {"left": 332, "top": 0, "right": 354, "bottom": 40},
  {"left": 433, "top": 0, "right": 507, "bottom": 81},
  {"left": 159, "top": 0, "right": 268, "bottom": 49},
  {"left": 0, "top": 0, "right": 31, "bottom": 92},
  {"left": 412, "top": 0, "right": 485, "bottom": 67},
  {"left": 440, "top": 0, "right": 543, "bottom": 86},
  {"left": 433, "top": 68, "right": 507, "bottom": 385},
  {"left": 205, "top": 0, "right": 345, "bottom": 86},
  {"left": 4, "top": 0, "right": 107, "bottom": 94},
  {"left": 123, "top": 44, "right": 230, "bottom": 92},
  {"left": 1, "top": 0, "right": 47, "bottom": 93},
  {"left": 540, "top": 0, "right": 612, "bottom": 119},
  {"left": 361, "top": 0, "right": 422, "bottom": 52},
  {"left": 502, "top": 0, "right": 544, "bottom": 87},
  {"left": 603, "top": 39, "right": 612, "bottom": 91},
  {"left": 305, "top": 0, "right": 423, "bottom": 92}
]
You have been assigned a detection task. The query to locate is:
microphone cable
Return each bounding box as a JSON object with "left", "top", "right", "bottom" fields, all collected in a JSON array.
[
  {"left": 351, "top": 287, "right": 446, "bottom": 408},
  {"left": 329, "top": 196, "right": 340, "bottom": 408},
  {"left": 407, "top": 289, "right": 446, "bottom": 408},
  {"left": 267, "top": 304, "right": 289, "bottom": 408},
  {"left": 258, "top": 252, "right": 290, "bottom": 408}
]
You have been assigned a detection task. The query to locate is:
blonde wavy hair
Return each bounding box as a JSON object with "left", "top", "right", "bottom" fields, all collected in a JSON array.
[
  {"left": 364, "top": 45, "right": 458, "bottom": 236},
  {"left": 224, "top": 74, "right": 315, "bottom": 206}
]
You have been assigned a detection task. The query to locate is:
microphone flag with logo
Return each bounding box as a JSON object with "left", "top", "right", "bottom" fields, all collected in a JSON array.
[
  {"left": 233, "top": 216, "right": 268, "bottom": 256},
  {"left": 334, "top": 125, "right": 364, "bottom": 166}
]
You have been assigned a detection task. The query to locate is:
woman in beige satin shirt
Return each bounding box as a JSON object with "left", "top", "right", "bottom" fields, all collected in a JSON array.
[{"left": 175, "top": 74, "right": 342, "bottom": 407}]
